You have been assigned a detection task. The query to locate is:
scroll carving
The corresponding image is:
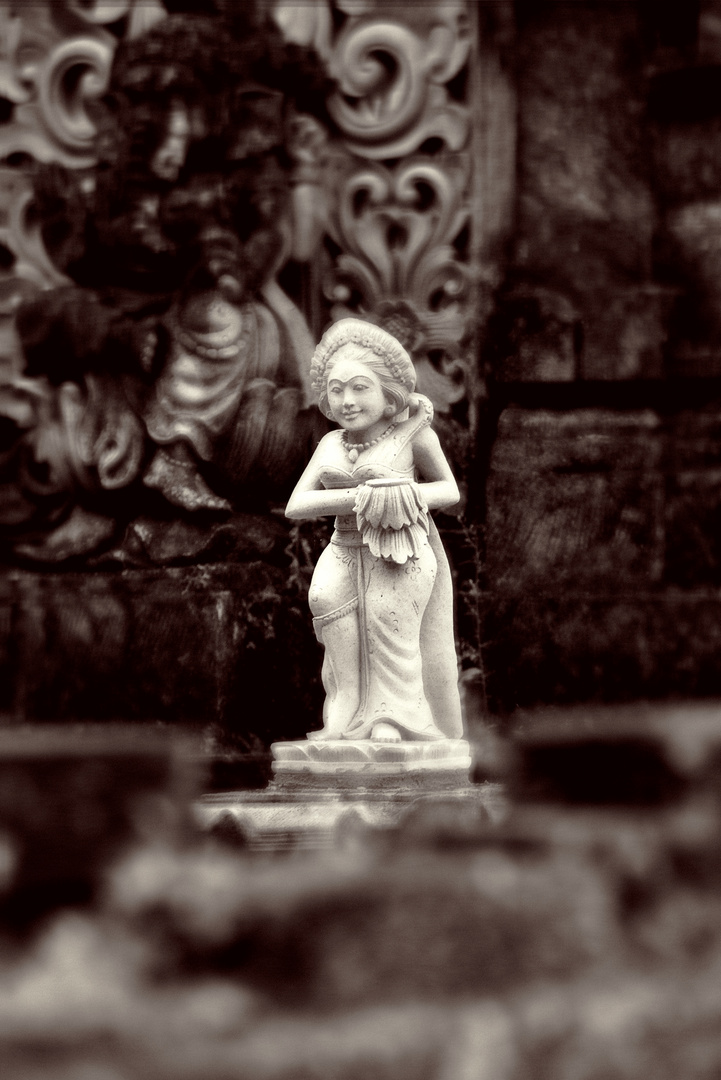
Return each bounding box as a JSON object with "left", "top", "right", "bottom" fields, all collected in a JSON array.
[
  {"left": 0, "top": 0, "right": 166, "bottom": 296},
  {"left": 325, "top": 155, "right": 470, "bottom": 412},
  {"left": 274, "top": 0, "right": 478, "bottom": 445},
  {"left": 0, "top": 4, "right": 114, "bottom": 166},
  {"left": 327, "top": 10, "right": 470, "bottom": 159}
]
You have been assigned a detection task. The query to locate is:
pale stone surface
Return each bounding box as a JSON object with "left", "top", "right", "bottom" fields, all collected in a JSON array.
[
  {"left": 272, "top": 738, "right": 473, "bottom": 774},
  {"left": 285, "top": 320, "right": 465, "bottom": 753}
]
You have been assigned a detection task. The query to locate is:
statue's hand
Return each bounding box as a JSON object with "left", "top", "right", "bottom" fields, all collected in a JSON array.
[{"left": 354, "top": 478, "right": 430, "bottom": 564}]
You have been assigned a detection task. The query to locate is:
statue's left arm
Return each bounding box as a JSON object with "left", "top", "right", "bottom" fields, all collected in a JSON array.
[
  {"left": 412, "top": 427, "right": 460, "bottom": 512},
  {"left": 285, "top": 434, "right": 359, "bottom": 520}
]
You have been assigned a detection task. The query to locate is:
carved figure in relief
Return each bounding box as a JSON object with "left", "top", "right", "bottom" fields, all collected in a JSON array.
[
  {"left": 0, "top": 8, "right": 331, "bottom": 558},
  {"left": 286, "top": 318, "right": 463, "bottom": 742}
]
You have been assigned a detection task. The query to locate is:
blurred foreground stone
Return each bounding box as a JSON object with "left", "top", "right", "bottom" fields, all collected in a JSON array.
[
  {"left": 0, "top": 724, "right": 202, "bottom": 926},
  {"left": 2, "top": 704, "right": 721, "bottom": 1076}
]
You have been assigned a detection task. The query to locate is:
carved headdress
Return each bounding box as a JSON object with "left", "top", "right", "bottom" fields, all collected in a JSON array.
[{"left": 310, "top": 318, "right": 417, "bottom": 398}]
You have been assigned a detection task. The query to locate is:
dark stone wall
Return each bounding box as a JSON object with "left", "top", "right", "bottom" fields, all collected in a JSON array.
[
  {"left": 496, "top": 1, "right": 665, "bottom": 383},
  {"left": 0, "top": 564, "right": 323, "bottom": 748},
  {"left": 482, "top": 2, "right": 721, "bottom": 712}
]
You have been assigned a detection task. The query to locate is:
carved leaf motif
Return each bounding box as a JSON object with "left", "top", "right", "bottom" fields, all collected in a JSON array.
[
  {"left": 330, "top": 21, "right": 428, "bottom": 145},
  {"left": 0, "top": 4, "right": 115, "bottom": 166},
  {"left": 64, "top": 0, "right": 132, "bottom": 24},
  {"left": 0, "top": 5, "right": 28, "bottom": 105},
  {"left": 324, "top": 151, "right": 472, "bottom": 414},
  {"left": 328, "top": 20, "right": 470, "bottom": 157},
  {"left": 327, "top": 157, "right": 470, "bottom": 334},
  {"left": 271, "top": 0, "right": 477, "bottom": 422},
  {"left": 327, "top": 14, "right": 470, "bottom": 158},
  {"left": 0, "top": 168, "right": 67, "bottom": 290},
  {"left": 79, "top": 375, "right": 145, "bottom": 491},
  {"left": 8, "top": 35, "right": 113, "bottom": 165},
  {"left": 0, "top": 3, "right": 118, "bottom": 314}
]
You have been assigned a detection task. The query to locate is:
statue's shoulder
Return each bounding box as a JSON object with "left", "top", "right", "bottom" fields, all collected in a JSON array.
[
  {"left": 317, "top": 427, "right": 343, "bottom": 446},
  {"left": 313, "top": 427, "right": 344, "bottom": 458}
]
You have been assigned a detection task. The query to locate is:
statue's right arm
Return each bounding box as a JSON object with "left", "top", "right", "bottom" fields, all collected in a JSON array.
[{"left": 285, "top": 436, "right": 358, "bottom": 520}]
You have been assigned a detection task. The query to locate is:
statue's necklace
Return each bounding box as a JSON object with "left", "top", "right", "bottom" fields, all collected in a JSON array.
[{"left": 342, "top": 422, "right": 397, "bottom": 464}]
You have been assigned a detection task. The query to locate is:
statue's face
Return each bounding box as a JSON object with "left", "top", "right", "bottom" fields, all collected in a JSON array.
[{"left": 326, "top": 357, "right": 389, "bottom": 436}]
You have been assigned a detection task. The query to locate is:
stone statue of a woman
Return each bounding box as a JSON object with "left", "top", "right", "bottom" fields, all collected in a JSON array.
[{"left": 286, "top": 318, "right": 464, "bottom": 745}]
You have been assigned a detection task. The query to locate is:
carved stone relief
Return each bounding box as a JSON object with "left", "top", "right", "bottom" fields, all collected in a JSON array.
[
  {"left": 0, "top": 0, "right": 506, "bottom": 566},
  {"left": 274, "top": 0, "right": 480, "bottom": 454},
  {"left": 0, "top": 2, "right": 165, "bottom": 289},
  {"left": 0, "top": 2, "right": 332, "bottom": 561}
]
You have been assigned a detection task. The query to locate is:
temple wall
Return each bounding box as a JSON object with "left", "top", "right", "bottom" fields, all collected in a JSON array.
[
  {"left": 483, "top": 0, "right": 721, "bottom": 711},
  {"left": 3, "top": 1, "right": 721, "bottom": 728}
]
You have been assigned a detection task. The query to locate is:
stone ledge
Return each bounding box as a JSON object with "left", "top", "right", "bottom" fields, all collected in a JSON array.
[
  {"left": 271, "top": 738, "right": 472, "bottom": 774},
  {"left": 196, "top": 783, "right": 505, "bottom": 852}
]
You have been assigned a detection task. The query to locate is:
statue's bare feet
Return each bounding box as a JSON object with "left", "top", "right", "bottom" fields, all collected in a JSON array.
[
  {"left": 371, "top": 721, "right": 401, "bottom": 743},
  {"left": 144, "top": 445, "right": 231, "bottom": 512}
]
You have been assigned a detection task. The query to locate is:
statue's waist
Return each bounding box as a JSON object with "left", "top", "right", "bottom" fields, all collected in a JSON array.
[{"left": 332, "top": 514, "right": 363, "bottom": 547}]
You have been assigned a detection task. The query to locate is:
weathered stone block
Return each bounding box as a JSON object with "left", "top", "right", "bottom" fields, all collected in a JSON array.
[
  {"left": 664, "top": 200, "right": 721, "bottom": 353},
  {"left": 491, "top": 285, "right": 580, "bottom": 382},
  {"left": 3, "top": 565, "right": 322, "bottom": 746},
  {"left": 481, "top": 591, "right": 721, "bottom": 712},
  {"left": 486, "top": 407, "right": 663, "bottom": 591},
  {"left": 665, "top": 408, "right": 721, "bottom": 586},
  {"left": 515, "top": 4, "right": 654, "bottom": 276},
  {"left": 491, "top": 284, "right": 673, "bottom": 382},
  {"left": 510, "top": 4, "right": 675, "bottom": 382},
  {"left": 580, "top": 285, "right": 674, "bottom": 380}
]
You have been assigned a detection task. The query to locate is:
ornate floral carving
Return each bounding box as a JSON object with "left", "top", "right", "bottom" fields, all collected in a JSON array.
[
  {"left": 0, "top": 3, "right": 114, "bottom": 166},
  {"left": 0, "top": 1, "right": 168, "bottom": 301},
  {"left": 275, "top": 0, "right": 471, "bottom": 158},
  {"left": 273, "top": 0, "right": 477, "bottom": 433},
  {"left": 325, "top": 154, "right": 471, "bottom": 410},
  {"left": 327, "top": 2, "right": 471, "bottom": 159}
]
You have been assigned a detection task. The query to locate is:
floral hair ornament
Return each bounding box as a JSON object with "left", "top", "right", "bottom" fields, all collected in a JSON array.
[{"left": 310, "top": 318, "right": 417, "bottom": 397}]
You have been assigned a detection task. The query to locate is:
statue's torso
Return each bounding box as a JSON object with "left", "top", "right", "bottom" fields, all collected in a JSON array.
[{"left": 317, "top": 419, "right": 419, "bottom": 539}]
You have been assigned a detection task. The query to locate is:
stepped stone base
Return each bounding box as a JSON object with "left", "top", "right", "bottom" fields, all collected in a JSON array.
[
  {"left": 270, "top": 738, "right": 473, "bottom": 792},
  {"left": 197, "top": 739, "right": 488, "bottom": 851},
  {"left": 197, "top": 783, "right": 505, "bottom": 853}
]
